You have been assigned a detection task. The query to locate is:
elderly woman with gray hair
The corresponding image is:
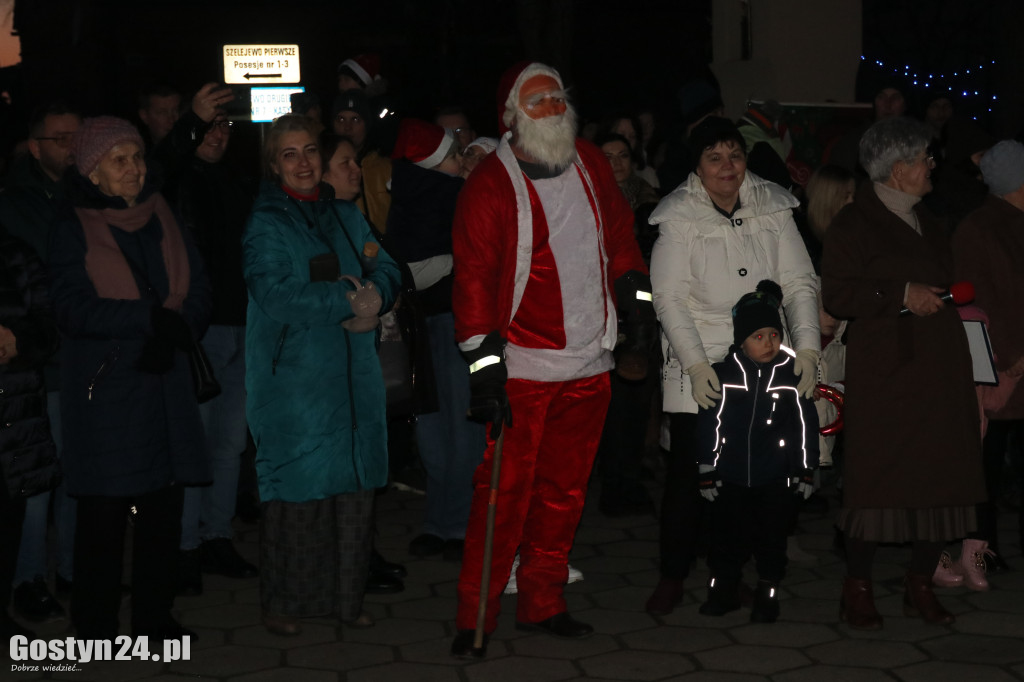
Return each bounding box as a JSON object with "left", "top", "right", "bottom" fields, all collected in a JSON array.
[{"left": 822, "top": 116, "right": 985, "bottom": 630}]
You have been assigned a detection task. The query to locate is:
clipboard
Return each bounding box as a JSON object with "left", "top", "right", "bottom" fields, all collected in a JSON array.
[{"left": 962, "top": 319, "right": 998, "bottom": 386}]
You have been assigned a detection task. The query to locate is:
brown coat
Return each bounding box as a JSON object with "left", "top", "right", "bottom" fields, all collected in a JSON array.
[
  {"left": 822, "top": 184, "right": 984, "bottom": 509},
  {"left": 954, "top": 194, "right": 1024, "bottom": 419}
]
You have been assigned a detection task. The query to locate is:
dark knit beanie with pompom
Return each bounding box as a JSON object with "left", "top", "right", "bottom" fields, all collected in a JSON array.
[{"left": 732, "top": 280, "right": 783, "bottom": 345}]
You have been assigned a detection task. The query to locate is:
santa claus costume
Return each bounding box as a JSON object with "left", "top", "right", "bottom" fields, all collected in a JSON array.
[{"left": 450, "top": 62, "right": 647, "bottom": 651}]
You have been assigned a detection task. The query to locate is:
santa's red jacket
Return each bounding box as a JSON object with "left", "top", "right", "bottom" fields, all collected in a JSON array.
[{"left": 452, "top": 134, "right": 647, "bottom": 368}]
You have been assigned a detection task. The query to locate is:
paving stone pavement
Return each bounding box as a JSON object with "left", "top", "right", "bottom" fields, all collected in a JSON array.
[{"left": 8, "top": 477, "right": 1024, "bottom": 681}]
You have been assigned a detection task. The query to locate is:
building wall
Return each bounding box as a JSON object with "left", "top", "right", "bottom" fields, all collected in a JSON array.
[{"left": 711, "top": 0, "right": 862, "bottom": 118}]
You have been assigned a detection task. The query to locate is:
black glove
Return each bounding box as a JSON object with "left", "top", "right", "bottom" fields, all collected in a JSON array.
[
  {"left": 151, "top": 305, "right": 194, "bottom": 351},
  {"left": 137, "top": 335, "right": 176, "bottom": 374},
  {"left": 697, "top": 464, "right": 721, "bottom": 502},
  {"left": 791, "top": 467, "right": 815, "bottom": 500},
  {"left": 613, "top": 270, "right": 658, "bottom": 381},
  {"left": 138, "top": 306, "right": 192, "bottom": 374},
  {"left": 461, "top": 330, "right": 511, "bottom": 439}
]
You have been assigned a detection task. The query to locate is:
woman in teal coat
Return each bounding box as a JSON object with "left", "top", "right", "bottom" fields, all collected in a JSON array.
[{"left": 243, "top": 115, "right": 400, "bottom": 635}]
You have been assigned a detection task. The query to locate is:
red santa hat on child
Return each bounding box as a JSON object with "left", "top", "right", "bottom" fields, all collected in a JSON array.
[
  {"left": 496, "top": 61, "right": 564, "bottom": 135},
  {"left": 391, "top": 119, "right": 455, "bottom": 169},
  {"left": 337, "top": 53, "right": 382, "bottom": 88}
]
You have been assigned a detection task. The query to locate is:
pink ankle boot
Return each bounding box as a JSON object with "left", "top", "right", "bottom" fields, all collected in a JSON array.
[
  {"left": 932, "top": 551, "right": 964, "bottom": 588},
  {"left": 959, "top": 539, "right": 994, "bottom": 592}
]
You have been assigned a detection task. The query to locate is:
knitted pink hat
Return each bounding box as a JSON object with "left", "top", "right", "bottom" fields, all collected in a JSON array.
[
  {"left": 74, "top": 116, "right": 145, "bottom": 177},
  {"left": 391, "top": 119, "right": 454, "bottom": 169}
]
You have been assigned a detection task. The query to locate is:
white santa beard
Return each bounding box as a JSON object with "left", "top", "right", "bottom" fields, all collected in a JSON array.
[{"left": 513, "top": 105, "right": 578, "bottom": 172}]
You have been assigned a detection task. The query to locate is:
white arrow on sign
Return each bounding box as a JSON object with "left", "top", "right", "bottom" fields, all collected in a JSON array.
[{"left": 223, "top": 44, "right": 301, "bottom": 84}]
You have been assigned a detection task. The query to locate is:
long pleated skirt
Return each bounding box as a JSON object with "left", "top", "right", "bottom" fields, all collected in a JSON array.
[
  {"left": 836, "top": 506, "right": 976, "bottom": 543},
  {"left": 259, "top": 490, "right": 374, "bottom": 621}
]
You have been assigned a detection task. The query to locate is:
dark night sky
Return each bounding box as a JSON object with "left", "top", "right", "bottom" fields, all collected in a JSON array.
[
  {"left": 2, "top": 0, "right": 1020, "bottom": 152},
  {"left": 8, "top": 0, "right": 712, "bottom": 137}
]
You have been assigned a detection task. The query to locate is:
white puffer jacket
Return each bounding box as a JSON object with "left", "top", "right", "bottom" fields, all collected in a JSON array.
[{"left": 650, "top": 171, "right": 819, "bottom": 413}]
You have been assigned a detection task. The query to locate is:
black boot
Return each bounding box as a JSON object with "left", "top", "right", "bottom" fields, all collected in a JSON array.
[
  {"left": 698, "top": 576, "right": 741, "bottom": 616},
  {"left": 451, "top": 629, "right": 488, "bottom": 658},
  {"left": 177, "top": 549, "right": 203, "bottom": 596},
  {"left": 750, "top": 579, "right": 780, "bottom": 623},
  {"left": 366, "top": 550, "right": 405, "bottom": 595},
  {"left": 12, "top": 577, "right": 64, "bottom": 622},
  {"left": 200, "top": 538, "right": 257, "bottom": 579},
  {"left": 0, "top": 609, "right": 34, "bottom": 640}
]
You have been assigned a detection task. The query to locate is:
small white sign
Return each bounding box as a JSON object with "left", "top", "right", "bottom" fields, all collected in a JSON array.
[
  {"left": 963, "top": 319, "right": 998, "bottom": 385},
  {"left": 250, "top": 86, "right": 305, "bottom": 123},
  {"left": 223, "top": 44, "right": 300, "bottom": 84}
]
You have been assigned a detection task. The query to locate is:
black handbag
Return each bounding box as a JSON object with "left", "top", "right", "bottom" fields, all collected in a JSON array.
[
  {"left": 378, "top": 309, "right": 413, "bottom": 415},
  {"left": 188, "top": 340, "right": 222, "bottom": 404}
]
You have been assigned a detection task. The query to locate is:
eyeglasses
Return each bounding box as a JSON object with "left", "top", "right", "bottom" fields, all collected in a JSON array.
[
  {"left": 34, "top": 133, "right": 74, "bottom": 148},
  {"left": 210, "top": 120, "right": 233, "bottom": 130},
  {"left": 522, "top": 93, "right": 566, "bottom": 111}
]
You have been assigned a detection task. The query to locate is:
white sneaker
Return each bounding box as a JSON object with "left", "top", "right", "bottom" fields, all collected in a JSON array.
[{"left": 503, "top": 554, "right": 584, "bottom": 594}]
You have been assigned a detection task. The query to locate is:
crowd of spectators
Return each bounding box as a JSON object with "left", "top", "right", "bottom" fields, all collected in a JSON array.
[{"left": 1, "top": 49, "right": 1022, "bottom": 650}]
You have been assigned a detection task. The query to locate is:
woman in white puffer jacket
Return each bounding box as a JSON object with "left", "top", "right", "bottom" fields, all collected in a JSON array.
[{"left": 644, "top": 117, "right": 819, "bottom": 616}]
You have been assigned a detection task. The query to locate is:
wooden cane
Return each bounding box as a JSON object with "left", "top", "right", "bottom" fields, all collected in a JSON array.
[{"left": 473, "top": 422, "right": 505, "bottom": 652}]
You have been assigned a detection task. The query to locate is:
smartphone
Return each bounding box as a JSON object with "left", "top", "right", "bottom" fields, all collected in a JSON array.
[{"left": 221, "top": 83, "right": 250, "bottom": 118}]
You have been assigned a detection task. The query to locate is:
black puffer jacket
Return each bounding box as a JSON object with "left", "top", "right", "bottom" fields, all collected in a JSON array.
[
  {"left": 0, "top": 156, "right": 68, "bottom": 392},
  {"left": 0, "top": 230, "right": 60, "bottom": 499},
  {"left": 695, "top": 347, "right": 819, "bottom": 487}
]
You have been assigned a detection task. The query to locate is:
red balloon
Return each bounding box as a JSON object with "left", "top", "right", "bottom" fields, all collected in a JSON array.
[{"left": 814, "top": 383, "right": 845, "bottom": 435}]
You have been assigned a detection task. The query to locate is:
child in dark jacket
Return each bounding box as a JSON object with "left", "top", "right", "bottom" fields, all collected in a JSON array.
[{"left": 695, "top": 280, "right": 819, "bottom": 623}]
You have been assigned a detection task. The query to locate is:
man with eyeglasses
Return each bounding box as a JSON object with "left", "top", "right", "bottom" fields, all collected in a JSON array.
[
  {"left": 153, "top": 82, "right": 260, "bottom": 597},
  {"left": 26, "top": 109, "right": 79, "bottom": 188},
  {"left": 0, "top": 102, "right": 81, "bottom": 627}
]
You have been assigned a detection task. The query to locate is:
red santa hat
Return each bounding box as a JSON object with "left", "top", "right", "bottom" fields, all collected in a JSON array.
[
  {"left": 391, "top": 118, "right": 455, "bottom": 169},
  {"left": 496, "top": 61, "right": 564, "bottom": 135},
  {"left": 337, "top": 53, "right": 382, "bottom": 88}
]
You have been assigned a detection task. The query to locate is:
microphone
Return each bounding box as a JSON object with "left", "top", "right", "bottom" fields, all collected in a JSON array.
[{"left": 899, "top": 281, "right": 974, "bottom": 316}]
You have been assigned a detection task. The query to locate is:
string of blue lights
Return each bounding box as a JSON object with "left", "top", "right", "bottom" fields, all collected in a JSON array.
[{"left": 860, "top": 55, "right": 997, "bottom": 119}]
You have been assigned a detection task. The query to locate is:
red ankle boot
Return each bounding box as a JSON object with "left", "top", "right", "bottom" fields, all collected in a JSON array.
[
  {"left": 839, "top": 576, "right": 883, "bottom": 630},
  {"left": 645, "top": 579, "right": 685, "bottom": 615},
  {"left": 903, "top": 571, "right": 954, "bottom": 624}
]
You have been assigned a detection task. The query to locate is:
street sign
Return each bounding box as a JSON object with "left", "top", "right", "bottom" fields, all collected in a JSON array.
[
  {"left": 250, "top": 87, "right": 305, "bottom": 123},
  {"left": 223, "top": 44, "right": 300, "bottom": 84}
]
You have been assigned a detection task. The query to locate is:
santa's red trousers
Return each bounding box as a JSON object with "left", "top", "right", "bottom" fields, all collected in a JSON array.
[{"left": 455, "top": 373, "right": 611, "bottom": 631}]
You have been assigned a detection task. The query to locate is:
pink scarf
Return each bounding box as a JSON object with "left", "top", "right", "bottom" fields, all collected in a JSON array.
[{"left": 75, "top": 193, "right": 190, "bottom": 311}]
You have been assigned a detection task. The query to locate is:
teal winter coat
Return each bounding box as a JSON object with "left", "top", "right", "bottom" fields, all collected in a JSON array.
[{"left": 243, "top": 183, "right": 400, "bottom": 503}]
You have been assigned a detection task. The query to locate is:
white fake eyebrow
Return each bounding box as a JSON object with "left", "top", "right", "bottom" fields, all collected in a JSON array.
[{"left": 525, "top": 89, "right": 568, "bottom": 104}]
